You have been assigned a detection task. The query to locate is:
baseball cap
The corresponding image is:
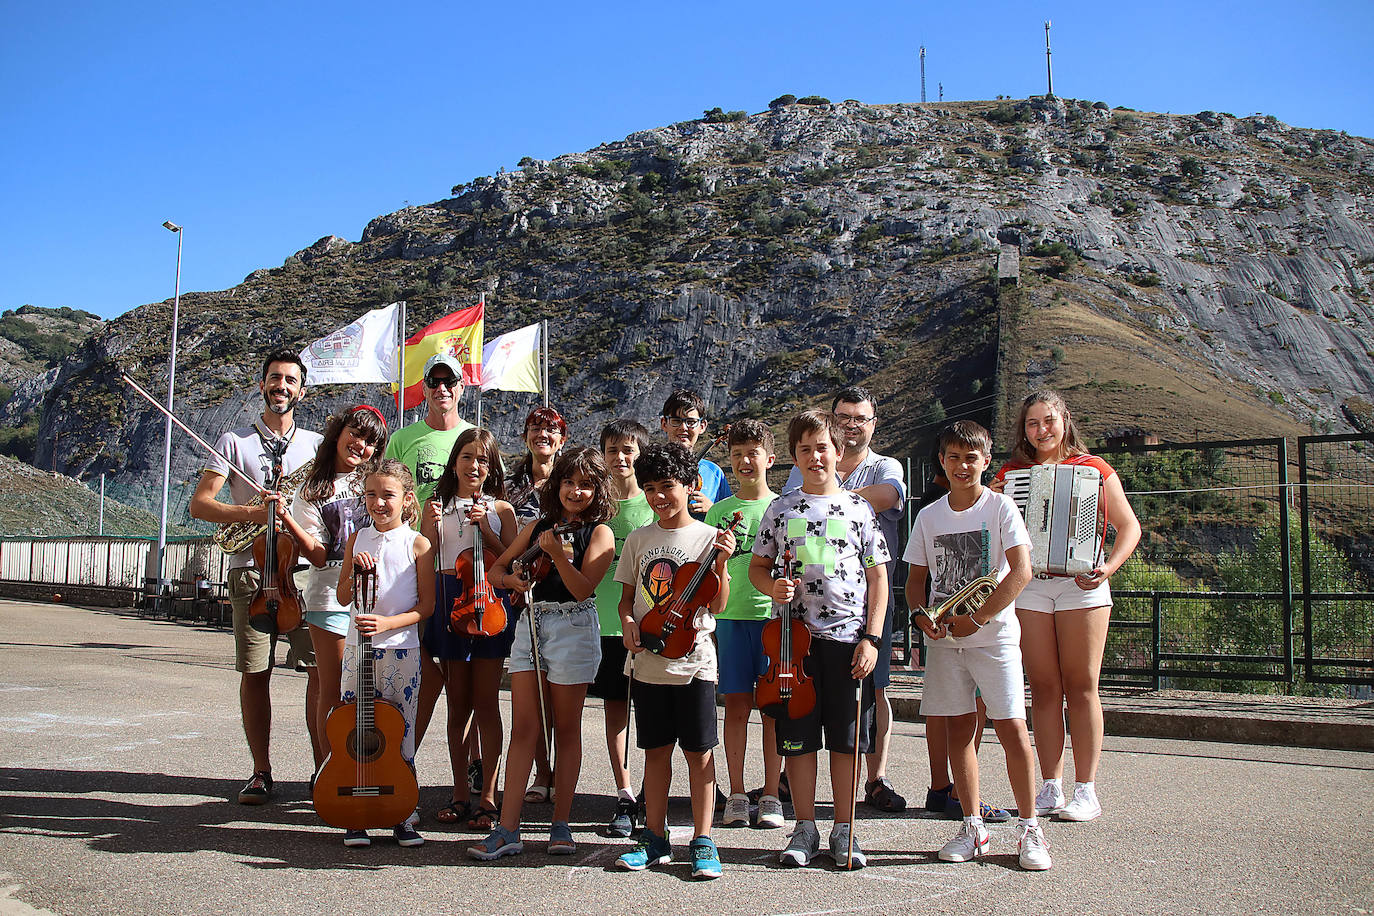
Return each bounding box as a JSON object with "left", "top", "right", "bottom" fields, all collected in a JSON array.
[{"left": 423, "top": 353, "right": 464, "bottom": 382}]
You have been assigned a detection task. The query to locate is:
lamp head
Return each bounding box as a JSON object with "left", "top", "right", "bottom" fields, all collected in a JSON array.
[{"left": 163, "top": 221, "right": 181, "bottom": 233}]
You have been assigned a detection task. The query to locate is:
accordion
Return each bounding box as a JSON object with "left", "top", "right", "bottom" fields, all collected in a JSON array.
[{"left": 1002, "top": 464, "right": 1105, "bottom": 576}]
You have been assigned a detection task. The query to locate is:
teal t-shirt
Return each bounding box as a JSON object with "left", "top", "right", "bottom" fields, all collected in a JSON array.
[
  {"left": 705, "top": 493, "right": 776, "bottom": 621},
  {"left": 594, "top": 492, "right": 656, "bottom": 635},
  {"left": 384, "top": 417, "right": 474, "bottom": 505}
]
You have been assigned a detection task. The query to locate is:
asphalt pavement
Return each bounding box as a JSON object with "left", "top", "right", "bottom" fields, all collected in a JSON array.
[{"left": 1, "top": 600, "right": 1371, "bottom": 916}]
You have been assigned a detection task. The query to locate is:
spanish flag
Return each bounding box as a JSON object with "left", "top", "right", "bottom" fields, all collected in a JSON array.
[{"left": 397, "top": 303, "right": 484, "bottom": 410}]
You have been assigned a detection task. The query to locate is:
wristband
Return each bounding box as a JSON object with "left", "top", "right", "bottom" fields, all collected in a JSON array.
[{"left": 860, "top": 632, "right": 881, "bottom": 648}]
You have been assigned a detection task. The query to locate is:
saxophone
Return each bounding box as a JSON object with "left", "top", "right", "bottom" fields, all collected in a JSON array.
[
  {"left": 212, "top": 460, "right": 316, "bottom": 555},
  {"left": 920, "top": 575, "right": 1000, "bottom": 625}
]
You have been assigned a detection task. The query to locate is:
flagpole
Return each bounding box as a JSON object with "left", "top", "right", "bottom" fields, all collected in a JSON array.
[
  {"left": 396, "top": 300, "right": 407, "bottom": 431},
  {"left": 541, "top": 319, "right": 549, "bottom": 408}
]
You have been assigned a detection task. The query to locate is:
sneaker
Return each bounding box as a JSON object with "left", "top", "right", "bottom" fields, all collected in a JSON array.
[
  {"left": 237, "top": 770, "right": 273, "bottom": 805},
  {"left": 1035, "top": 780, "right": 1066, "bottom": 816},
  {"left": 607, "top": 797, "right": 638, "bottom": 838},
  {"left": 548, "top": 821, "right": 576, "bottom": 855},
  {"left": 467, "top": 759, "right": 483, "bottom": 795},
  {"left": 722, "top": 792, "right": 750, "bottom": 827},
  {"left": 1057, "top": 783, "right": 1102, "bottom": 822},
  {"left": 689, "top": 836, "right": 722, "bottom": 879},
  {"left": 342, "top": 829, "right": 370, "bottom": 848},
  {"left": 925, "top": 783, "right": 954, "bottom": 813},
  {"left": 1017, "top": 823, "right": 1053, "bottom": 870},
  {"left": 392, "top": 822, "right": 424, "bottom": 847},
  {"left": 616, "top": 828, "right": 672, "bottom": 870},
  {"left": 756, "top": 795, "right": 786, "bottom": 829},
  {"left": 467, "top": 824, "right": 523, "bottom": 860},
  {"left": 828, "top": 823, "right": 867, "bottom": 869},
  {"left": 779, "top": 820, "right": 820, "bottom": 867},
  {"left": 938, "top": 821, "right": 991, "bottom": 862},
  {"left": 945, "top": 796, "right": 1012, "bottom": 823}
]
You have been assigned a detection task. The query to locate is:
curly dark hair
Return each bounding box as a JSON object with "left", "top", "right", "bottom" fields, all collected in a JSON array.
[
  {"left": 300, "top": 406, "right": 390, "bottom": 503},
  {"left": 634, "top": 441, "right": 697, "bottom": 488},
  {"left": 538, "top": 445, "right": 614, "bottom": 525},
  {"left": 434, "top": 427, "right": 508, "bottom": 507}
]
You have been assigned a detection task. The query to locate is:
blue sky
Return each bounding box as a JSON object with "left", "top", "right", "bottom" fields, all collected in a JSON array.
[{"left": 3, "top": 0, "right": 1371, "bottom": 321}]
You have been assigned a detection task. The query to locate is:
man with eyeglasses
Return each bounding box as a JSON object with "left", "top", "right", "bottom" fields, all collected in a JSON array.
[
  {"left": 659, "top": 388, "right": 731, "bottom": 519},
  {"left": 385, "top": 354, "right": 475, "bottom": 505},
  {"left": 783, "top": 385, "right": 908, "bottom": 813}
]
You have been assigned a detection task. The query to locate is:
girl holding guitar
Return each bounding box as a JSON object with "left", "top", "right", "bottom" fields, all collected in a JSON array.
[
  {"left": 330, "top": 458, "right": 435, "bottom": 848},
  {"left": 419, "top": 429, "right": 518, "bottom": 830},
  {"left": 469, "top": 446, "right": 616, "bottom": 860}
]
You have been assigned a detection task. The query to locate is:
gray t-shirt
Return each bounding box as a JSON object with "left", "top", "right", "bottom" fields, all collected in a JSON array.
[{"left": 206, "top": 421, "right": 323, "bottom": 569}]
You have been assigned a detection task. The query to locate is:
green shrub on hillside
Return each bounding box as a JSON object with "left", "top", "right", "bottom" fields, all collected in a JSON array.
[
  {"left": 703, "top": 107, "right": 747, "bottom": 123},
  {"left": 796, "top": 96, "right": 830, "bottom": 106},
  {"left": 769, "top": 94, "right": 797, "bottom": 109}
]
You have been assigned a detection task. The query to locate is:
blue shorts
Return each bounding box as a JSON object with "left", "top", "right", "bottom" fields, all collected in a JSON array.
[
  {"left": 423, "top": 573, "right": 518, "bottom": 661},
  {"left": 509, "top": 599, "right": 602, "bottom": 686},
  {"left": 305, "top": 609, "right": 351, "bottom": 637},
  {"left": 716, "top": 618, "right": 770, "bottom": 696}
]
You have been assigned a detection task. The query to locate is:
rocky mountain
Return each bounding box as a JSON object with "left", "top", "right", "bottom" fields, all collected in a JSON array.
[
  {"left": 5, "top": 95, "right": 1373, "bottom": 530},
  {"left": 0, "top": 453, "right": 186, "bottom": 538}
]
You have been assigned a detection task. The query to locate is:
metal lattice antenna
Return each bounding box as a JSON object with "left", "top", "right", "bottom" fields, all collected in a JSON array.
[
  {"left": 920, "top": 46, "right": 926, "bottom": 103},
  {"left": 1044, "top": 21, "right": 1054, "bottom": 98}
]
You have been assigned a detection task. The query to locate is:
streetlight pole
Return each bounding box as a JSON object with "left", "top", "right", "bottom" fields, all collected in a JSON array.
[{"left": 155, "top": 221, "right": 183, "bottom": 599}]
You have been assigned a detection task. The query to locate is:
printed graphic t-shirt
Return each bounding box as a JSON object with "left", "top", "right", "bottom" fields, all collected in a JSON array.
[
  {"left": 614, "top": 521, "right": 719, "bottom": 685},
  {"left": 902, "top": 488, "right": 1030, "bottom": 650},
  {"left": 752, "top": 489, "right": 890, "bottom": 642},
  {"left": 384, "top": 417, "right": 475, "bottom": 505}
]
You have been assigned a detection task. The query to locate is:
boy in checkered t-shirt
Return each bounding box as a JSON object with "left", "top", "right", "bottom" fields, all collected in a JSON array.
[{"left": 749, "top": 409, "right": 889, "bottom": 870}]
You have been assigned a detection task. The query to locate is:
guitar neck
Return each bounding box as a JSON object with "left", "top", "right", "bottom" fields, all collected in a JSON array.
[{"left": 356, "top": 631, "right": 375, "bottom": 733}]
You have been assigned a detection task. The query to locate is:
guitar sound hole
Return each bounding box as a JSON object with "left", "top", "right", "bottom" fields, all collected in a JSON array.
[{"left": 348, "top": 727, "right": 386, "bottom": 763}]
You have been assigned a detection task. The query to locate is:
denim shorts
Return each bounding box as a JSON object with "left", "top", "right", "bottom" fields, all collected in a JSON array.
[{"left": 509, "top": 599, "right": 602, "bottom": 686}]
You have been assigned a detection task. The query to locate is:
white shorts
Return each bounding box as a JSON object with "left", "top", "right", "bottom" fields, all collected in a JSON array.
[
  {"left": 1016, "top": 574, "right": 1112, "bottom": 614},
  {"left": 919, "top": 642, "right": 1026, "bottom": 721}
]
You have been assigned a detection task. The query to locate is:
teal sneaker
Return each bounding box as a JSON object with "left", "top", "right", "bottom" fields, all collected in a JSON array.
[
  {"left": 616, "top": 828, "right": 672, "bottom": 870},
  {"left": 690, "top": 836, "right": 722, "bottom": 879}
]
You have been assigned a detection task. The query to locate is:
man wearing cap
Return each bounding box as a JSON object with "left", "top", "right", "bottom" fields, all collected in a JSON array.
[{"left": 385, "top": 353, "right": 476, "bottom": 505}]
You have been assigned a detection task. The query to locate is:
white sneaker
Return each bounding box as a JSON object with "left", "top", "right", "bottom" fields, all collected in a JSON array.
[
  {"left": 1017, "top": 823, "right": 1052, "bottom": 870},
  {"left": 1056, "top": 783, "right": 1102, "bottom": 822},
  {"left": 938, "top": 821, "right": 990, "bottom": 862},
  {"left": 722, "top": 792, "right": 751, "bottom": 827},
  {"left": 1034, "top": 780, "right": 1066, "bottom": 816},
  {"left": 756, "top": 794, "right": 786, "bottom": 829}
]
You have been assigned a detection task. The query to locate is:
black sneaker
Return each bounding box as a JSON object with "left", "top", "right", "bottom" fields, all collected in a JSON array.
[
  {"left": 238, "top": 771, "right": 273, "bottom": 805},
  {"left": 607, "top": 797, "right": 638, "bottom": 838}
]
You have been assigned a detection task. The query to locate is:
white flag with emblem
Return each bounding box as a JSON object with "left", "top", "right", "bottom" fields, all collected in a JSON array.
[
  {"left": 480, "top": 321, "right": 542, "bottom": 392},
  {"left": 299, "top": 303, "right": 400, "bottom": 385}
]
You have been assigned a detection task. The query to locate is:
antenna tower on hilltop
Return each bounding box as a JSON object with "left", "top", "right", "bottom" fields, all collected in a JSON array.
[
  {"left": 920, "top": 46, "right": 926, "bottom": 103},
  {"left": 1044, "top": 20, "right": 1054, "bottom": 98}
]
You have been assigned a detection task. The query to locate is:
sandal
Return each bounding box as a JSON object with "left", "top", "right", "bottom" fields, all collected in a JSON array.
[
  {"left": 524, "top": 784, "right": 551, "bottom": 804},
  {"left": 434, "top": 800, "right": 474, "bottom": 825},
  {"left": 467, "top": 804, "right": 499, "bottom": 831},
  {"left": 547, "top": 820, "right": 576, "bottom": 855},
  {"left": 864, "top": 776, "right": 908, "bottom": 812}
]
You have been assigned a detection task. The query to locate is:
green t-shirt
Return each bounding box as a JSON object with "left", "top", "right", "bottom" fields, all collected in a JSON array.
[
  {"left": 384, "top": 416, "right": 475, "bottom": 505},
  {"left": 705, "top": 493, "right": 776, "bottom": 621},
  {"left": 594, "top": 492, "right": 656, "bottom": 635}
]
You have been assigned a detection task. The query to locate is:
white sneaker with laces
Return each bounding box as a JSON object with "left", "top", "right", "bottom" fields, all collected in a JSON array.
[
  {"left": 756, "top": 794, "right": 786, "bottom": 829},
  {"left": 1017, "top": 823, "right": 1052, "bottom": 870},
  {"left": 938, "top": 820, "right": 990, "bottom": 862},
  {"left": 1034, "top": 780, "right": 1065, "bottom": 816},
  {"left": 1057, "top": 782, "right": 1102, "bottom": 822},
  {"left": 722, "top": 792, "right": 750, "bottom": 827}
]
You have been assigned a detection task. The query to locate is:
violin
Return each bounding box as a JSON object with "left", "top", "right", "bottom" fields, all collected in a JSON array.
[
  {"left": 638, "top": 511, "right": 743, "bottom": 659},
  {"left": 689, "top": 424, "right": 732, "bottom": 513},
  {"left": 508, "top": 520, "right": 583, "bottom": 609},
  {"left": 756, "top": 545, "right": 816, "bottom": 719},
  {"left": 247, "top": 452, "right": 302, "bottom": 635},
  {"left": 450, "top": 500, "right": 506, "bottom": 638},
  {"left": 313, "top": 566, "right": 420, "bottom": 830}
]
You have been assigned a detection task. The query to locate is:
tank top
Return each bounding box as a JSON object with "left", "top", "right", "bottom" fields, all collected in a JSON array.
[
  {"left": 530, "top": 519, "right": 594, "bottom": 604},
  {"left": 348, "top": 524, "right": 422, "bottom": 650},
  {"left": 436, "top": 496, "right": 506, "bottom": 570}
]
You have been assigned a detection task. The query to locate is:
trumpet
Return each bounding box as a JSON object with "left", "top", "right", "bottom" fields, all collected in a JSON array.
[
  {"left": 212, "top": 460, "right": 314, "bottom": 554},
  {"left": 920, "top": 575, "right": 1000, "bottom": 625}
]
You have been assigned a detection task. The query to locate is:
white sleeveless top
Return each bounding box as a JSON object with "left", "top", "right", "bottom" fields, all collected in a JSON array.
[
  {"left": 437, "top": 496, "right": 505, "bottom": 570},
  {"left": 348, "top": 524, "right": 421, "bottom": 650}
]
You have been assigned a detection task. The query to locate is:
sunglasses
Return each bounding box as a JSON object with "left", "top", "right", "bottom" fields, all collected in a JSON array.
[{"left": 425, "top": 375, "right": 460, "bottom": 390}]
